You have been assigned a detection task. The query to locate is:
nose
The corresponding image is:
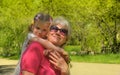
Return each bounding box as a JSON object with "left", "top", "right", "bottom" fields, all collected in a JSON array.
[
  {"left": 38, "top": 30, "right": 41, "bottom": 34},
  {"left": 55, "top": 30, "right": 61, "bottom": 35}
]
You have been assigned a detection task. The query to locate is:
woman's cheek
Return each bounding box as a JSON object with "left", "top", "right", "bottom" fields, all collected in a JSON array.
[
  {"left": 47, "top": 35, "right": 57, "bottom": 44},
  {"left": 59, "top": 36, "right": 67, "bottom": 44}
]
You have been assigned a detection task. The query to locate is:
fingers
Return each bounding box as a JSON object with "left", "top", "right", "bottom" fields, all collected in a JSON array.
[
  {"left": 48, "top": 51, "right": 69, "bottom": 72},
  {"left": 55, "top": 51, "right": 61, "bottom": 58},
  {"left": 49, "top": 52, "right": 59, "bottom": 62},
  {"left": 49, "top": 52, "right": 61, "bottom": 70},
  {"left": 49, "top": 60, "right": 58, "bottom": 68},
  {"left": 43, "top": 50, "right": 49, "bottom": 56},
  {"left": 45, "top": 50, "right": 70, "bottom": 64},
  {"left": 43, "top": 49, "right": 53, "bottom": 56},
  {"left": 48, "top": 51, "right": 64, "bottom": 64},
  {"left": 56, "top": 50, "right": 70, "bottom": 64}
]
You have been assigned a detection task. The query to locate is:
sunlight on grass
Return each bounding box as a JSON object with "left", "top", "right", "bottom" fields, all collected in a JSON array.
[{"left": 70, "top": 54, "right": 120, "bottom": 64}]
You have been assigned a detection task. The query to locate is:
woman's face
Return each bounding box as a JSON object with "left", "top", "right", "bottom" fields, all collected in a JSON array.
[{"left": 47, "top": 24, "right": 68, "bottom": 46}]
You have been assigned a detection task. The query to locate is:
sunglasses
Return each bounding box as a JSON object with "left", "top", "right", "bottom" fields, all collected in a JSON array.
[{"left": 50, "top": 25, "right": 68, "bottom": 36}]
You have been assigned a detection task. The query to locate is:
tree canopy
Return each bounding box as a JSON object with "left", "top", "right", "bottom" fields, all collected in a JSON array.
[{"left": 0, "top": 0, "right": 120, "bottom": 56}]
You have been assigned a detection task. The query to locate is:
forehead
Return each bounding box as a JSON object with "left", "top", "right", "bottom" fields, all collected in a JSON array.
[
  {"left": 55, "top": 24, "right": 67, "bottom": 30},
  {"left": 36, "top": 21, "right": 50, "bottom": 27}
]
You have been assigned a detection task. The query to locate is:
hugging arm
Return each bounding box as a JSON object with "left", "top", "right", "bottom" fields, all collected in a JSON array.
[
  {"left": 31, "top": 37, "right": 68, "bottom": 54},
  {"left": 22, "top": 71, "right": 34, "bottom": 75},
  {"left": 48, "top": 51, "right": 70, "bottom": 75},
  {"left": 31, "top": 37, "right": 59, "bottom": 50},
  {"left": 31, "top": 37, "right": 70, "bottom": 64}
]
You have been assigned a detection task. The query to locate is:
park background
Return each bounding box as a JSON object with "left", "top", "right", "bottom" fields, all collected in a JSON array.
[{"left": 0, "top": 0, "right": 120, "bottom": 64}]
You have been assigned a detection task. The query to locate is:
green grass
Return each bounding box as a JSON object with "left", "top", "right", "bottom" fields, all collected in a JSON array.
[
  {"left": 64, "top": 45, "right": 120, "bottom": 64},
  {"left": 0, "top": 55, "right": 20, "bottom": 60},
  {"left": 70, "top": 54, "right": 120, "bottom": 64},
  {"left": 7, "top": 55, "right": 20, "bottom": 60},
  {"left": 1, "top": 53, "right": 120, "bottom": 64},
  {"left": 1, "top": 45, "right": 120, "bottom": 64}
]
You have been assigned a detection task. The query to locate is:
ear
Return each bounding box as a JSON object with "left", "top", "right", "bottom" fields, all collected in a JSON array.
[{"left": 31, "top": 25, "right": 34, "bottom": 30}]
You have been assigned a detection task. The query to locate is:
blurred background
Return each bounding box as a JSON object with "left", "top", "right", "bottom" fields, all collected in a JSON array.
[{"left": 0, "top": 0, "right": 120, "bottom": 64}]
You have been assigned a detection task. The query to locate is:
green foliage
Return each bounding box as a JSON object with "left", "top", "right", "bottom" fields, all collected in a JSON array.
[
  {"left": 64, "top": 45, "right": 81, "bottom": 53},
  {"left": 0, "top": 0, "right": 120, "bottom": 57}
]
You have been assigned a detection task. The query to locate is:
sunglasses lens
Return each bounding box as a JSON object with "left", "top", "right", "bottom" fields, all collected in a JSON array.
[
  {"left": 60, "top": 29, "right": 68, "bottom": 35},
  {"left": 50, "top": 25, "right": 68, "bottom": 36},
  {"left": 50, "top": 25, "right": 58, "bottom": 31}
]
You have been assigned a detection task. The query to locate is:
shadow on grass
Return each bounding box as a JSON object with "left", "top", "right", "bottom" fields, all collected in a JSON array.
[{"left": 0, "top": 65, "right": 16, "bottom": 75}]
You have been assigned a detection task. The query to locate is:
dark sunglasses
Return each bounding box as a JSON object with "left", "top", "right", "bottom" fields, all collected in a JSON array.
[{"left": 50, "top": 25, "right": 68, "bottom": 36}]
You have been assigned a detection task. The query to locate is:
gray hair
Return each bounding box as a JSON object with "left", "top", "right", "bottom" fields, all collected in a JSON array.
[{"left": 52, "top": 16, "right": 71, "bottom": 40}]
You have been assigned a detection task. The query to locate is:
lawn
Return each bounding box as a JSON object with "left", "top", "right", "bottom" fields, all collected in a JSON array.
[{"left": 70, "top": 54, "right": 120, "bottom": 64}]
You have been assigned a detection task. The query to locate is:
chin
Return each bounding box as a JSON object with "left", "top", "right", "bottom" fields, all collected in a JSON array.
[{"left": 52, "top": 41, "right": 59, "bottom": 45}]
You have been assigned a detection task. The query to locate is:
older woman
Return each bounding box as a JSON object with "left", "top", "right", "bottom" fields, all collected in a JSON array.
[{"left": 20, "top": 17, "right": 71, "bottom": 75}]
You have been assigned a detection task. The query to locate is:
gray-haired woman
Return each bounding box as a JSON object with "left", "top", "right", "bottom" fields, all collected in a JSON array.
[{"left": 20, "top": 17, "right": 71, "bottom": 75}]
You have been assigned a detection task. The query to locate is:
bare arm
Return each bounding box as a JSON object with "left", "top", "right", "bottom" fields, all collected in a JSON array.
[
  {"left": 22, "top": 71, "right": 34, "bottom": 75},
  {"left": 31, "top": 37, "right": 68, "bottom": 54},
  {"left": 31, "top": 37, "right": 59, "bottom": 50}
]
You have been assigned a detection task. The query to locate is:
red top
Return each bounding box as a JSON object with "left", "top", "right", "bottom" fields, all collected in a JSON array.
[{"left": 20, "top": 41, "right": 60, "bottom": 75}]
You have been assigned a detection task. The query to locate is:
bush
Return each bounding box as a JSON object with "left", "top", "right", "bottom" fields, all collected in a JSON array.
[{"left": 64, "top": 45, "right": 81, "bottom": 55}]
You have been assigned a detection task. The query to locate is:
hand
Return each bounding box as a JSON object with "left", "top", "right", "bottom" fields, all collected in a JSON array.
[
  {"left": 22, "top": 71, "right": 34, "bottom": 75},
  {"left": 48, "top": 51, "right": 69, "bottom": 75},
  {"left": 43, "top": 49, "right": 53, "bottom": 56},
  {"left": 56, "top": 49, "right": 70, "bottom": 64}
]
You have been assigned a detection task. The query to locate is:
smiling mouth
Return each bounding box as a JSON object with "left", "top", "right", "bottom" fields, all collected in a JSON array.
[{"left": 52, "top": 34, "right": 60, "bottom": 41}]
